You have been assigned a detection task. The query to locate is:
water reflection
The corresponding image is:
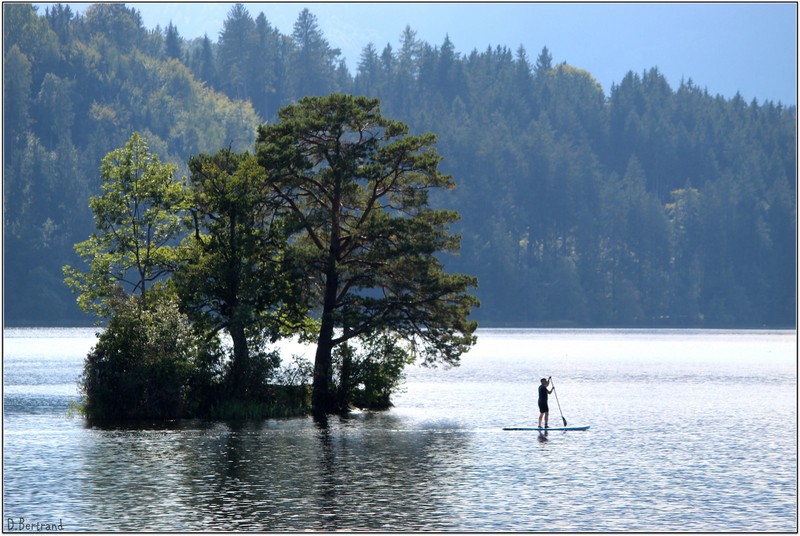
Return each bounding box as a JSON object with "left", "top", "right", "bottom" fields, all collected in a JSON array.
[
  {"left": 72, "top": 414, "right": 473, "bottom": 530},
  {"left": 314, "top": 418, "right": 338, "bottom": 530},
  {"left": 4, "top": 329, "right": 797, "bottom": 531}
]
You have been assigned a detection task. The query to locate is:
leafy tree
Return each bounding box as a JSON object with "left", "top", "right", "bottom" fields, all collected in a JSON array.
[
  {"left": 164, "top": 21, "right": 182, "bottom": 61},
  {"left": 62, "top": 133, "right": 211, "bottom": 420},
  {"left": 251, "top": 12, "right": 285, "bottom": 120},
  {"left": 256, "top": 94, "right": 479, "bottom": 414},
  {"left": 81, "top": 3, "right": 146, "bottom": 52},
  {"left": 187, "top": 34, "right": 217, "bottom": 88},
  {"left": 217, "top": 3, "right": 257, "bottom": 100},
  {"left": 600, "top": 156, "right": 669, "bottom": 323},
  {"left": 334, "top": 331, "right": 413, "bottom": 410},
  {"left": 289, "top": 8, "right": 342, "bottom": 97},
  {"left": 4, "top": 45, "right": 32, "bottom": 154},
  {"left": 534, "top": 46, "right": 553, "bottom": 76},
  {"left": 79, "top": 288, "right": 203, "bottom": 419},
  {"left": 177, "top": 148, "right": 309, "bottom": 396},
  {"left": 354, "top": 42, "right": 383, "bottom": 97},
  {"left": 33, "top": 72, "right": 75, "bottom": 146},
  {"left": 63, "top": 132, "right": 189, "bottom": 318},
  {"left": 44, "top": 3, "right": 75, "bottom": 44},
  {"left": 665, "top": 186, "right": 705, "bottom": 322},
  {"left": 391, "top": 25, "right": 422, "bottom": 115},
  {"left": 3, "top": 3, "right": 61, "bottom": 83}
]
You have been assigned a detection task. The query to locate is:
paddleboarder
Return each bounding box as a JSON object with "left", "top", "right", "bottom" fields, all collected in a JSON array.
[{"left": 537, "top": 377, "right": 554, "bottom": 428}]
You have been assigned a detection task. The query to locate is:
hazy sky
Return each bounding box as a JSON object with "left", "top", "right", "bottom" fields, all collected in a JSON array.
[{"left": 36, "top": 2, "right": 797, "bottom": 106}]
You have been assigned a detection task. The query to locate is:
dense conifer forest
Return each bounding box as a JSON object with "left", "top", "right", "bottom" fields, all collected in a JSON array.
[{"left": 5, "top": 3, "right": 796, "bottom": 328}]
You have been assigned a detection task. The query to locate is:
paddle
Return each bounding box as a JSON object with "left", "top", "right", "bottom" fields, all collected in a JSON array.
[{"left": 549, "top": 376, "right": 567, "bottom": 427}]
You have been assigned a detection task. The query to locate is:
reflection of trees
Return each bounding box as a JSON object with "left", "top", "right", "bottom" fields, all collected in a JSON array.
[
  {"left": 311, "top": 414, "right": 468, "bottom": 530},
  {"left": 78, "top": 420, "right": 218, "bottom": 530},
  {"left": 314, "top": 417, "right": 338, "bottom": 529},
  {"left": 78, "top": 415, "right": 470, "bottom": 530}
]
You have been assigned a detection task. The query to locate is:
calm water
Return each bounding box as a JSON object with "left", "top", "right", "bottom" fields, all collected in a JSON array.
[{"left": 3, "top": 328, "right": 797, "bottom": 531}]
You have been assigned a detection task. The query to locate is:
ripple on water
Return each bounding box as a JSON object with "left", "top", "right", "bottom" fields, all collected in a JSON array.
[{"left": 3, "top": 329, "right": 796, "bottom": 531}]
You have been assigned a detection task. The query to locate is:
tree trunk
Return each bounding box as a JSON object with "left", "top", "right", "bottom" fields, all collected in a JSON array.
[
  {"left": 229, "top": 316, "right": 249, "bottom": 397},
  {"left": 312, "top": 327, "right": 336, "bottom": 416},
  {"left": 226, "top": 209, "right": 249, "bottom": 397},
  {"left": 312, "top": 235, "right": 341, "bottom": 415}
]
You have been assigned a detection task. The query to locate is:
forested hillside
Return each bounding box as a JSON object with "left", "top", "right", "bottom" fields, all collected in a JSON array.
[{"left": 4, "top": 3, "right": 796, "bottom": 327}]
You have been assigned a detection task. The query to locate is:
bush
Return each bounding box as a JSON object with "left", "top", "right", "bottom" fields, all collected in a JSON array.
[
  {"left": 78, "top": 288, "right": 317, "bottom": 421},
  {"left": 79, "top": 291, "right": 205, "bottom": 420},
  {"left": 336, "top": 332, "right": 413, "bottom": 410}
]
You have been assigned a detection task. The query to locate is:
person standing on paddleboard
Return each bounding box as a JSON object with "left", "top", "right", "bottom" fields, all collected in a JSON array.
[{"left": 538, "top": 377, "right": 554, "bottom": 428}]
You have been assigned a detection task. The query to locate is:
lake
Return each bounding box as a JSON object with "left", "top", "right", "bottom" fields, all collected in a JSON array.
[{"left": 3, "top": 327, "right": 796, "bottom": 531}]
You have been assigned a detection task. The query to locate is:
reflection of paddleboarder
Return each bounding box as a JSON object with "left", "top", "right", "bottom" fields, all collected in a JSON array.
[{"left": 537, "top": 377, "right": 553, "bottom": 428}]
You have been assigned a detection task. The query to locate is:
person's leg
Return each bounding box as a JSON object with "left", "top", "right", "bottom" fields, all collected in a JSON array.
[
  {"left": 544, "top": 410, "right": 549, "bottom": 427},
  {"left": 538, "top": 412, "right": 544, "bottom": 427}
]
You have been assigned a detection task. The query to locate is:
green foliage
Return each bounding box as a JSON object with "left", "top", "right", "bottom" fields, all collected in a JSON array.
[
  {"left": 289, "top": 9, "right": 344, "bottom": 98},
  {"left": 79, "top": 289, "right": 204, "bottom": 420},
  {"left": 335, "top": 332, "right": 414, "bottom": 410},
  {"left": 4, "top": 44, "right": 33, "bottom": 148},
  {"left": 63, "top": 133, "right": 190, "bottom": 318},
  {"left": 23, "top": 2, "right": 792, "bottom": 420},
  {"left": 201, "top": 351, "right": 313, "bottom": 419},
  {"left": 61, "top": 129, "right": 320, "bottom": 420},
  {"left": 7, "top": 3, "right": 797, "bottom": 331},
  {"left": 257, "top": 94, "right": 479, "bottom": 413},
  {"left": 177, "top": 147, "right": 311, "bottom": 396},
  {"left": 5, "top": 4, "right": 260, "bottom": 325}
]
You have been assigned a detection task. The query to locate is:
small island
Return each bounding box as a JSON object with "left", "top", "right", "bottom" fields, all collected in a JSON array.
[{"left": 64, "top": 95, "right": 479, "bottom": 421}]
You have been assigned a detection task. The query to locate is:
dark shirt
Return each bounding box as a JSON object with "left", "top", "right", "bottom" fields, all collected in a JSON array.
[{"left": 538, "top": 384, "right": 548, "bottom": 402}]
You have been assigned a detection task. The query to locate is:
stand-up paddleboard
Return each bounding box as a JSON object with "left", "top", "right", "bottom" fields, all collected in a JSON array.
[{"left": 502, "top": 425, "right": 590, "bottom": 431}]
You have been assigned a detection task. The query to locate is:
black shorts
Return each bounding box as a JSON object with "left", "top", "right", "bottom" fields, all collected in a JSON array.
[{"left": 538, "top": 400, "right": 549, "bottom": 413}]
